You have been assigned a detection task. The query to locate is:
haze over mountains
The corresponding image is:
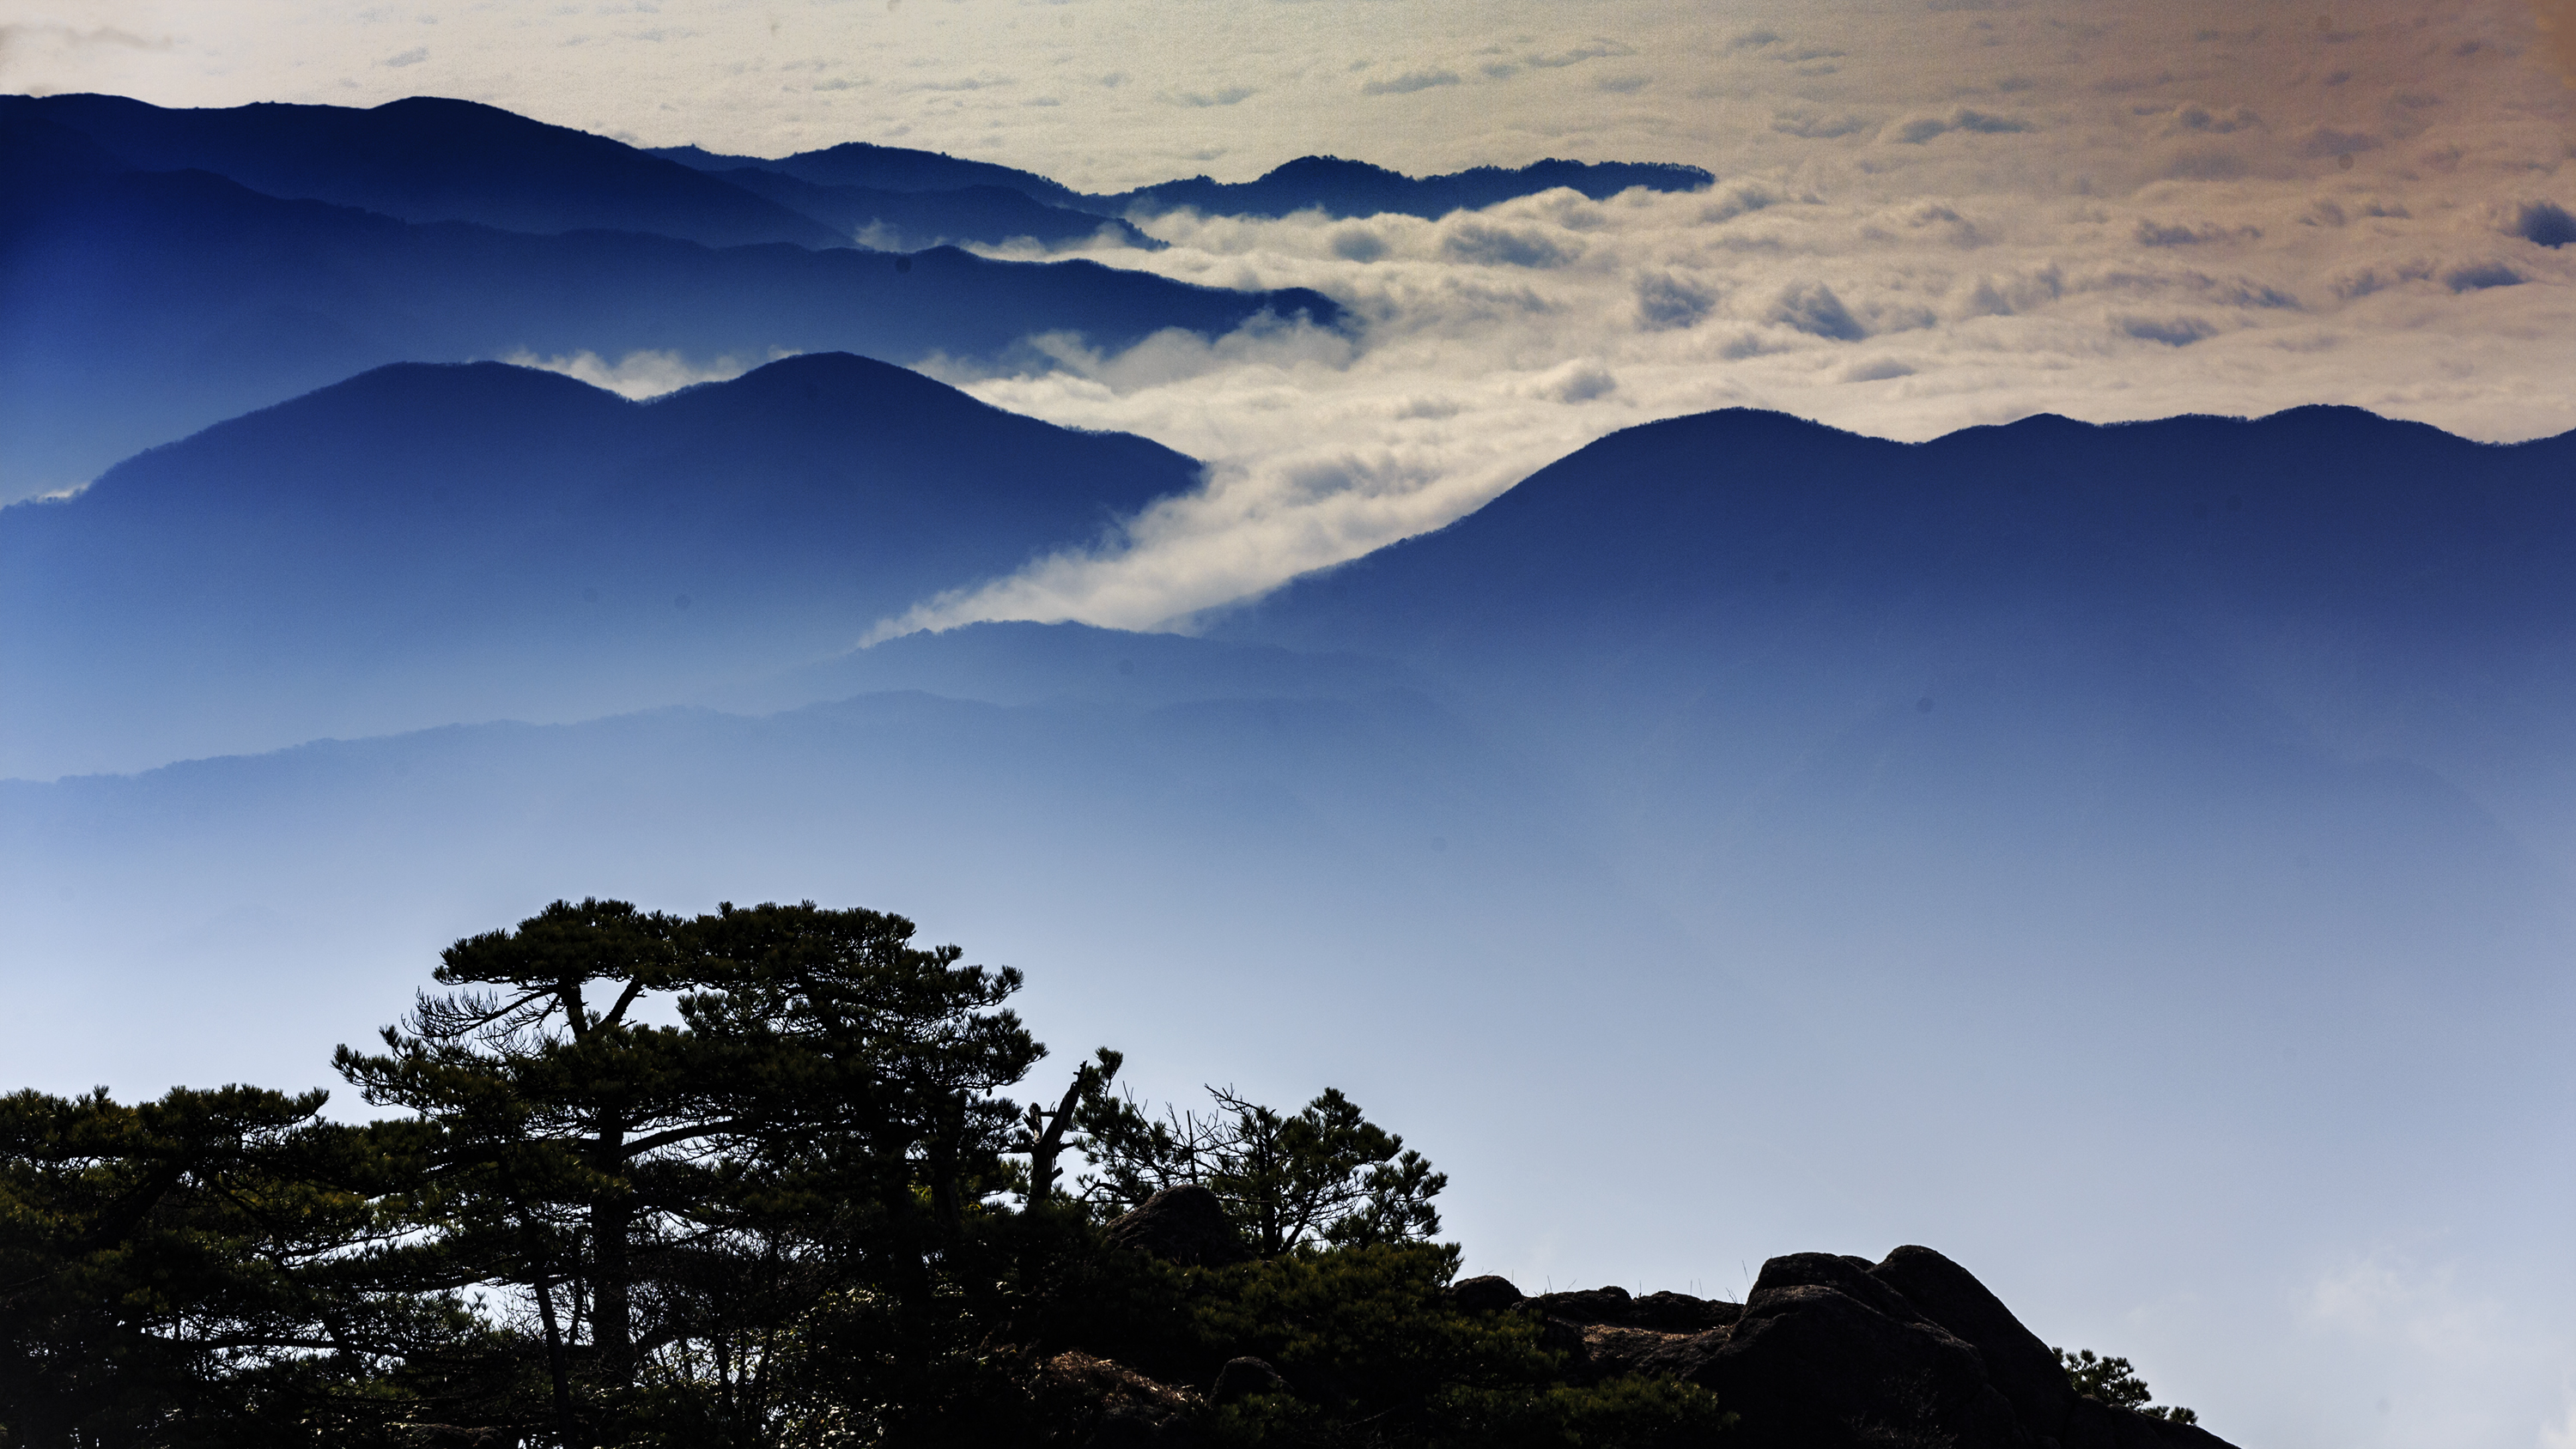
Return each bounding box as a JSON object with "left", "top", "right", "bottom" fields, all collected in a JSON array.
[
  {"left": 0, "top": 353, "right": 1207, "bottom": 777},
  {"left": 1216, "top": 406, "right": 2576, "bottom": 878}
]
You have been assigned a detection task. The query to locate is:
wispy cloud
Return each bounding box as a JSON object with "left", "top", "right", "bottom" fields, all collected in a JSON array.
[{"left": 500, "top": 347, "right": 793, "bottom": 399}]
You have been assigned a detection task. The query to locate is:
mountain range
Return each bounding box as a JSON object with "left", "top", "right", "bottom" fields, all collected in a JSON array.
[
  {"left": 0, "top": 114, "right": 1333, "bottom": 500},
  {"left": 0, "top": 93, "right": 847, "bottom": 248},
  {"left": 649, "top": 140, "right": 1091, "bottom": 210},
  {"left": 651, "top": 139, "right": 1714, "bottom": 221},
  {"left": 0, "top": 93, "right": 1718, "bottom": 500},
  {"left": 1088, "top": 155, "right": 1716, "bottom": 220}
]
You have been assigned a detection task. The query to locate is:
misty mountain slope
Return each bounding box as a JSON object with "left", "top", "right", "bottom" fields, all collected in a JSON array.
[
  {"left": 0, "top": 161, "right": 1337, "bottom": 499},
  {"left": 1093, "top": 155, "right": 1716, "bottom": 220},
  {"left": 709, "top": 620, "right": 1420, "bottom": 717},
  {"left": 0, "top": 93, "right": 844, "bottom": 249},
  {"left": 1215, "top": 405, "right": 2576, "bottom": 889},
  {"left": 712, "top": 168, "right": 1161, "bottom": 252},
  {"left": 653, "top": 140, "right": 1086, "bottom": 209},
  {"left": 0, "top": 355, "right": 1208, "bottom": 779},
  {"left": 0, "top": 662, "right": 1698, "bottom": 1121}
]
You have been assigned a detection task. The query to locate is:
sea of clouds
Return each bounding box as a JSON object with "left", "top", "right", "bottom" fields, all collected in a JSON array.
[
  {"left": 15, "top": 0, "right": 2574, "bottom": 635},
  {"left": 869, "top": 0, "right": 2576, "bottom": 636}
]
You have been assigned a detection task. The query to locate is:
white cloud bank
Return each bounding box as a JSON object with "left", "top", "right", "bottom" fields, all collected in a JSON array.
[
  {"left": 30, "top": 0, "right": 2561, "bottom": 645},
  {"left": 876, "top": 0, "right": 2573, "bottom": 638}
]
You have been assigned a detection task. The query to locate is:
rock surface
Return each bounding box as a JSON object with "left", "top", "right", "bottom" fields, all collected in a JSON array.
[
  {"left": 1030, "top": 1245, "right": 2238, "bottom": 1448},
  {"left": 1446, "top": 1273, "right": 1527, "bottom": 1313},
  {"left": 1102, "top": 1185, "right": 1253, "bottom": 1268},
  {"left": 1482, "top": 1247, "right": 2240, "bottom": 1449}
]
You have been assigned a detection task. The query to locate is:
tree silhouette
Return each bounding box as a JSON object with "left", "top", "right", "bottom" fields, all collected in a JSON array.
[{"left": 1074, "top": 1084, "right": 1447, "bottom": 1256}]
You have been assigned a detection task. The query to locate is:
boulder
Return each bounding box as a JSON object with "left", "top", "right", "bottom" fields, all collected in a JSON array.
[
  {"left": 1870, "top": 1244, "right": 2075, "bottom": 1438},
  {"left": 1529, "top": 1284, "right": 1741, "bottom": 1332},
  {"left": 1674, "top": 1282, "right": 2021, "bottom": 1448},
  {"left": 1103, "top": 1185, "right": 1252, "bottom": 1268},
  {"left": 1631, "top": 1290, "right": 1743, "bottom": 1334},
  {"left": 1621, "top": 1248, "right": 2245, "bottom": 1449},
  {"left": 1751, "top": 1252, "right": 1939, "bottom": 1330},
  {"left": 1532, "top": 1285, "right": 1634, "bottom": 1324},
  {"left": 1447, "top": 1274, "right": 1526, "bottom": 1313}
]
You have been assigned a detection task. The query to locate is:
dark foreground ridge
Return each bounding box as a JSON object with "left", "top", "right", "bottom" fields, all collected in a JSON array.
[
  {"left": 1088, "top": 1221, "right": 2235, "bottom": 1449},
  {"left": 2, "top": 892, "right": 2251, "bottom": 1447}
]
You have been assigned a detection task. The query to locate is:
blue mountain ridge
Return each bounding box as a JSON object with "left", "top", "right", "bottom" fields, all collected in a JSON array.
[
  {"left": 0, "top": 93, "right": 846, "bottom": 249},
  {"left": 0, "top": 139, "right": 1337, "bottom": 499},
  {"left": 0, "top": 355, "right": 1208, "bottom": 778},
  {"left": 1210, "top": 405, "right": 2576, "bottom": 906},
  {"left": 0, "top": 93, "right": 1177, "bottom": 258},
  {"left": 651, "top": 140, "right": 1089, "bottom": 209}
]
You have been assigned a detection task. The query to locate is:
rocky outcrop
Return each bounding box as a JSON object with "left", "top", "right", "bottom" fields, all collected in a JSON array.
[
  {"left": 1102, "top": 1185, "right": 1253, "bottom": 1268},
  {"left": 1445, "top": 1273, "right": 1526, "bottom": 1313},
  {"left": 1459, "top": 1247, "right": 2241, "bottom": 1449},
  {"left": 1528, "top": 1282, "right": 1744, "bottom": 1334},
  {"left": 1030, "top": 1351, "right": 1204, "bottom": 1447}
]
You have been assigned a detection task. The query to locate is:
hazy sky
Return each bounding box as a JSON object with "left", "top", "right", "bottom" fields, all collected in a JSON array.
[{"left": 9, "top": 0, "right": 2575, "bottom": 631}]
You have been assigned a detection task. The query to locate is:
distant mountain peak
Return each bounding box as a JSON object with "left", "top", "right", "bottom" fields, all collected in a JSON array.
[
  {"left": 1259, "top": 155, "right": 1406, "bottom": 184},
  {"left": 1096, "top": 154, "right": 1716, "bottom": 221},
  {"left": 653, "top": 138, "right": 1084, "bottom": 209}
]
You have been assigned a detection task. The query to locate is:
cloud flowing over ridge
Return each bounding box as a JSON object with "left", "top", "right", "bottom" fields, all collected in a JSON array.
[
  {"left": 857, "top": 0, "right": 2574, "bottom": 638},
  {"left": 27, "top": 0, "right": 2574, "bottom": 642}
]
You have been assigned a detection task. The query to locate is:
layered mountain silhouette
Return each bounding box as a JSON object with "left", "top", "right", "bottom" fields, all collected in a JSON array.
[
  {"left": 0, "top": 355, "right": 1208, "bottom": 778},
  {"left": 0, "top": 622, "right": 1692, "bottom": 1202},
  {"left": 657, "top": 138, "right": 1715, "bottom": 221},
  {"left": 0, "top": 125, "right": 1334, "bottom": 499},
  {"left": 0, "top": 91, "right": 1724, "bottom": 496}
]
